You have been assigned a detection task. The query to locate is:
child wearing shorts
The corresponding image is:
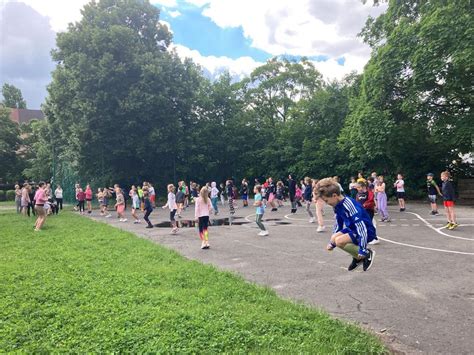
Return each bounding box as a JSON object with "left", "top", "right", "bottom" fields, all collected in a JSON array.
[
  {"left": 441, "top": 171, "right": 458, "bottom": 230},
  {"left": 426, "top": 173, "right": 442, "bottom": 215},
  {"left": 315, "top": 178, "right": 376, "bottom": 271},
  {"left": 114, "top": 187, "right": 127, "bottom": 222}
]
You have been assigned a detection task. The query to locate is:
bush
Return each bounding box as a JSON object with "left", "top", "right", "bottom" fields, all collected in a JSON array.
[
  {"left": 0, "top": 191, "right": 5, "bottom": 201},
  {"left": 6, "top": 190, "right": 16, "bottom": 201}
]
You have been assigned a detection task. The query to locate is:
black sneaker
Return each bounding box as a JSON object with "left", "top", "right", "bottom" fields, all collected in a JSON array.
[
  {"left": 146, "top": 224, "right": 153, "bottom": 229},
  {"left": 348, "top": 258, "right": 361, "bottom": 271},
  {"left": 271, "top": 208, "right": 278, "bottom": 212},
  {"left": 363, "top": 249, "right": 376, "bottom": 271}
]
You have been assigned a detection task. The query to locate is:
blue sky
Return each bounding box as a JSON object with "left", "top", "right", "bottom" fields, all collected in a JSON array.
[
  {"left": 1, "top": 0, "right": 386, "bottom": 107},
  {"left": 160, "top": 4, "right": 272, "bottom": 62}
]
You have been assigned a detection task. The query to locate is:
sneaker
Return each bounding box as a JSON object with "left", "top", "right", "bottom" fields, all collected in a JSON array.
[
  {"left": 316, "top": 225, "right": 325, "bottom": 232},
  {"left": 271, "top": 208, "right": 278, "bottom": 212},
  {"left": 348, "top": 258, "right": 361, "bottom": 271},
  {"left": 146, "top": 224, "right": 153, "bottom": 229},
  {"left": 291, "top": 208, "right": 297, "bottom": 214},
  {"left": 133, "top": 220, "right": 139, "bottom": 224},
  {"left": 309, "top": 217, "right": 315, "bottom": 223},
  {"left": 260, "top": 230, "right": 269, "bottom": 236},
  {"left": 363, "top": 249, "right": 376, "bottom": 271},
  {"left": 369, "top": 238, "right": 380, "bottom": 245},
  {"left": 433, "top": 211, "right": 439, "bottom": 215},
  {"left": 445, "top": 222, "right": 452, "bottom": 228},
  {"left": 171, "top": 228, "right": 178, "bottom": 234},
  {"left": 400, "top": 208, "right": 405, "bottom": 212},
  {"left": 105, "top": 214, "right": 112, "bottom": 218},
  {"left": 258, "top": 230, "right": 267, "bottom": 236},
  {"left": 448, "top": 223, "right": 459, "bottom": 230},
  {"left": 121, "top": 218, "right": 127, "bottom": 222}
]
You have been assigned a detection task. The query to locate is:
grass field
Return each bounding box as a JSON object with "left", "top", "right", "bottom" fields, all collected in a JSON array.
[{"left": 0, "top": 211, "right": 386, "bottom": 353}]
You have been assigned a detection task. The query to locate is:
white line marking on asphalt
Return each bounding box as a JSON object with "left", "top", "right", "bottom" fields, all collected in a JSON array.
[
  {"left": 406, "top": 212, "right": 474, "bottom": 241},
  {"left": 377, "top": 237, "right": 474, "bottom": 255}
]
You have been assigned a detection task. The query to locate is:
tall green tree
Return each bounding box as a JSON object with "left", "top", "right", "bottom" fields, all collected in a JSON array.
[
  {"left": 1, "top": 83, "right": 27, "bottom": 109},
  {"left": 341, "top": 0, "right": 473, "bottom": 183},
  {"left": 0, "top": 106, "right": 22, "bottom": 181},
  {"left": 44, "top": 0, "right": 204, "bottom": 190}
]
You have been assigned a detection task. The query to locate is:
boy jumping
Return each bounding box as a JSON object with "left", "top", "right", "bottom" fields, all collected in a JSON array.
[{"left": 315, "top": 178, "right": 377, "bottom": 271}]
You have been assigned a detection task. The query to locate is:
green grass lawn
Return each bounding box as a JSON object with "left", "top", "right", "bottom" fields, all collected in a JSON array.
[{"left": 0, "top": 211, "right": 386, "bottom": 353}]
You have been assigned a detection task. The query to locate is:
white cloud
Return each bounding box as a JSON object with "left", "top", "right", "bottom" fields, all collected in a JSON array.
[
  {"left": 2, "top": 0, "right": 89, "bottom": 32},
  {"left": 172, "top": 44, "right": 262, "bottom": 80},
  {"left": 151, "top": 0, "right": 178, "bottom": 8},
  {"left": 168, "top": 10, "right": 181, "bottom": 18}
]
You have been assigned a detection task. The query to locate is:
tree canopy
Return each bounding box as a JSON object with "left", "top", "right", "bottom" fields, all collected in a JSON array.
[
  {"left": 3, "top": 0, "right": 472, "bottom": 196},
  {"left": 1, "top": 83, "right": 27, "bottom": 109}
]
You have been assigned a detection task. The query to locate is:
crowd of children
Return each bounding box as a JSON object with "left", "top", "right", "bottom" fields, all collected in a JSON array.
[{"left": 17, "top": 170, "right": 460, "bottom": 268}]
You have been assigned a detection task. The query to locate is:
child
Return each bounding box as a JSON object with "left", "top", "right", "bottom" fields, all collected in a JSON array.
[
  {"left": 266, "top": 177, "right": 278, "bottom": 212},
  {"left": 315, "top": 178, "right": 376, "bottom": 271},
  {"left": 375, "top": 175, "right": 390, "bottom": 222},
  {"left": 97, "top": 188, "right": 105, "bottom": 215},
  {"left": 219, "top": 182, "right": 226, "bottom": 206},
  {"left": 163, "top": 184, "right": 178, "bottom": 234},
  {"left": 176, "top": 182, "right": 185, "bottom": 218},
  {"left": 276, "top": 181, "right": 284, "bottom": 207},
  {"left": 148, "top": 183, "right": 156, "bottom": 208},
  {"left": 195, "top": 186, "right": 213, "bottom": 249},
  {"left": 356, "top": 181, "right": 379, "bottom": 245},
  {"left": 241, "top": 178, "right": 249, "bottom": 207},
  {"left": 85, "top": 184, "right": 93, "bottom": 214},
  {"left": 303, "top": 177, "right": 315, "bottom": 223},
  {"left": 349, "top": 177, "right": 358, "bottom": 199},
  {"left": 312, "top": 179, "right": 326, "bottom": 232},
  {"left": 295, "top": 183, "right": 303, "bottom": 207},
  {"left": 114, "top": 187, "right": 127, "bottom": 222},
  {"left": 77, "top": 187, "right": 86, "bottom": 215},
  {"left": 129, "top": 185, "right": 141, "bottom": 224},
  {"left": 426, "top": 173, "right": 442, "bottom": 215},
  {"left": 143, "top": 189, "right": 154, "bottom": 228},
  {"left": 394, "top": 173, "right": 406, "bottom": 211},
  {"left": 210, "top": 182, "right": 219, "bottom": 215},
  {"left": 253, "top": 185, "right": 268, "bottom": 236},
  {"left": 441, "top": 171, "right": 458, "bottom": 230},
  {"left": 226, "top": 180, "right": 236, "bottom": 224}
]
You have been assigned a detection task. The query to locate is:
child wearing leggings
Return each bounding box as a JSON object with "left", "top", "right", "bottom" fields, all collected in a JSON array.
[{"left": 195, "top": 187, "right": 213, "bottom": 249}]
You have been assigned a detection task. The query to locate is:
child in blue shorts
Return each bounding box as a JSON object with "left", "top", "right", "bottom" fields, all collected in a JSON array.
[{"left": 315, "top": 178, "right": 377, "bottom": 271}]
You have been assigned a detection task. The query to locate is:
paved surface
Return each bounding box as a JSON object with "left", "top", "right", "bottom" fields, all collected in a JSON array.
[{"left": 87, "top": 201, "right": 474, "bottom": 354}]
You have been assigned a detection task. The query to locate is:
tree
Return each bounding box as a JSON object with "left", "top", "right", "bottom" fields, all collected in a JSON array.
[
  {"left": 1, "top": 83, "right": 27, "bottom": 109},
  {"left": 43, "top": 0, "right": 206, "bottom": 190},
  {"left": 341, "top": 0, "right": 473, "bottom": 185},
  {"left": 0, "top": 106, "right": 22, "bottom": 181}
]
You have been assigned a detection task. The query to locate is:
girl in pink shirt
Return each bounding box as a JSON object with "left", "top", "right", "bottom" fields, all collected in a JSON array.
[
  {"left": 34, "top": 181, "right": 47, "bottom": 231},
  {"left": 85, "top": 184, "right": 93, "bottom": 214},
  {"left": 195, "top": 186, "right": 213, "bottom": 249}
]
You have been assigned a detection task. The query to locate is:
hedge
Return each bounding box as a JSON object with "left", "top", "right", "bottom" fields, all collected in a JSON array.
[{"left": 6, "top": 190, "right": 16, "bottom": 201}]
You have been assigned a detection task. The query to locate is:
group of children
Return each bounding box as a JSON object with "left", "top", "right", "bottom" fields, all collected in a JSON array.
[{"left": 65, "top": 169, "right": 458, "bottom": 269}]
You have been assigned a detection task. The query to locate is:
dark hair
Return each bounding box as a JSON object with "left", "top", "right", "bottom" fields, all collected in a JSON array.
[{"left": 38, "top": 181, "right": 45, "bottom": 187}]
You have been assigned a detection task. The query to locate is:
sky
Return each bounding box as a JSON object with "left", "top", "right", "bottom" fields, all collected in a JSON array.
[{"left": 0, "top": 0, "right": 387, "bottom": 108}]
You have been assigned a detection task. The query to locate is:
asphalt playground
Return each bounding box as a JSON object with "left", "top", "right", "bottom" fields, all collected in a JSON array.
[{"left": 88, "top": 201, "right": 474, "bottom": 354}]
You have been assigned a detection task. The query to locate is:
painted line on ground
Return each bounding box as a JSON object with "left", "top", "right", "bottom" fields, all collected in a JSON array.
[
  {"left": 407, "top": 212, "right": 474, "bottom": 241},
  {"left": 377, "top": 237, "right": 474, "bottom": 255}
]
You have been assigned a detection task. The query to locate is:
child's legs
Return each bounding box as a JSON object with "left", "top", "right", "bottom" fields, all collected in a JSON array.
[
  {"left": 87, "top": 200, "right": 91, "bottom": 210},
  {"left": 144, "top": 210, "right": 152, "bottom": 225},
  {"left": 255, "top": 213, "right": 266, "bottom": 231},
  {"left": 334, "top": 233, "right": 360, "bottom": 259},
  {"left": 305, "top": 201, "right": 314, "bottom": 217},
  {"left": 377, "top": 194, "right": 388, "bottom": 218},
  {"left": 202, "top": 216, "right": 209, "bottom": 241},
  {"left": 170, "top": 209, "right": 177, "bottom": 228},
  {"left": 315, "top": 200, "right": 324, "bottom": 226},
  {"left": 447, "top": 205, "right": 456, "bottom": 223}
]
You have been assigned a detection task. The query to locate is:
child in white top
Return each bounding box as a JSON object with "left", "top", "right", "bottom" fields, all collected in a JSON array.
[
  {"left": 394, "top": 173, "right": 406, "bottom": 212},
  {"left": 163, "top": 184, "right": 178, "bottom": 234}
]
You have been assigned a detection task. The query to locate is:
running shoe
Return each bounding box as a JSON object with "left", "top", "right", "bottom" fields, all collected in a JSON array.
[
  {"left": 146, "top": 225, "right": 153, "bottom": 229},
  {"left": 433, "top": 211, "right": 439, "bottom": 215},
  {"left": 448, "top": 223, "right": 459, "bottom": 230},
  {"left": 369, "top": 238, "right": 380, "bottom": 245},
  {"left": 363, "top": 249, "right": 376, "bottom": 271},
  {"left": 316, "top": 225, "right": 325, "bottom": 232},
  {"left": 309, "top": 217, "right": 315, "bottom": 223},
  {"left": 445, "top": 222, "right": 452, "bottom": 228},
  {"left": 348, "top": 258, "right": 361, "bottom": 271}
]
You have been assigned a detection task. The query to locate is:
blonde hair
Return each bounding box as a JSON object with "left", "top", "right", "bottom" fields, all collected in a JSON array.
[
  {"left": 199, "top": 186, "right": 209, "bottom": 204},
  {"left": 441, "top": 171, "right": 451, "bottom": 178},
  {"left": 314, "top": 178, "right": 341, "bottom": 198},
  {"left": 167, "top": 184, "right": 175, "bottom": 192},
  {"left": 304, "top": 176, "right": 312, "bottom": 184}
]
